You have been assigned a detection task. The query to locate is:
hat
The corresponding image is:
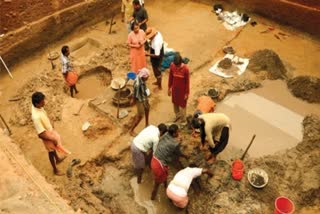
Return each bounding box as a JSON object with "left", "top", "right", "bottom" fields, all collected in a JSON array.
[
  {"left": 145, "top": 27, "right": 157, "bottom": 40},
  {"left": 138, "top": 67, "right": 150, "bottom": 78}
]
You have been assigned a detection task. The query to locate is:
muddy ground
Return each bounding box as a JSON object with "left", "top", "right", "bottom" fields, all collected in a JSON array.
[{"left": 0, "top": 0, "right": 320, "bottom": 213}]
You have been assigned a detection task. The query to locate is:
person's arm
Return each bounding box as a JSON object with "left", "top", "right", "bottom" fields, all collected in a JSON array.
[
  {"left": 168, "top": 64, "right": 173, "bottom": 96},
  {"left": 205, "top": 122, "right": 215, "bottom": 148},
  {"left": 200, "top": 121, "right": 206, "bottom": 145},
  {"left": 184, "top": 65, "right": 190, "bottom": 101},
  {"left": 127, "top": 33, "right": 140, "bottom": 48},
  {"left": 138, "top": 8, "right": 148, "bottom": 27}
]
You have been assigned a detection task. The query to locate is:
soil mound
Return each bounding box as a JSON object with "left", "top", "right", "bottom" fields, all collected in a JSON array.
[
  {"left": 287, "top": 76, "right": 320, "bottom": 103},
  {"left": 248, "top": 49, "right": 287, "bottom": 80},
  {"left": 187, "top": 115, "right": 320, "bottom": 213}
]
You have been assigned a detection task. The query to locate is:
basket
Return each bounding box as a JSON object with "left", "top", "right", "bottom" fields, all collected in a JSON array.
[
  {"left": 48, "top": 51, "right": 59, "bottom": 60},
  {"left": 111, "top": 78, "right": 126, "bottom": 90},
  {"left": 247, "top": 168, "right": 269, "bottom": 188}
]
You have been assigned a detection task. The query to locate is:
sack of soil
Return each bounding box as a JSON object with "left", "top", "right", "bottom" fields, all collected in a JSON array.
[{"left": 218, "top": 58, "right": 232, "bottom": 69}]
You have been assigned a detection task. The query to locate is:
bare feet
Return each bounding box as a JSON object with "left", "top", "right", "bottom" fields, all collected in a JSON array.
[
  {"left": 56, "top": 156, "right": 67, "bottom": 165},
  {"left": 54, "top": 169, "right": 65, "bottom": 176}
]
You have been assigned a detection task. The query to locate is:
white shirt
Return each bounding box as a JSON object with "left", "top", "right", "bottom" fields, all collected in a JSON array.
[
  {"left": 151, "top": 32, "right": 163, "bottom": 56},
  {"left": 168, "top": 167, "right": 203, "bottom": 197},
  {"left": 133, "top": 125, "right": 160, "bottom": 153},
  {"left": 198, "top": 113, "right": 230, "bottom": 148},
  {"left": 61, "top": 54, "right": 73, "bottom": 74}
]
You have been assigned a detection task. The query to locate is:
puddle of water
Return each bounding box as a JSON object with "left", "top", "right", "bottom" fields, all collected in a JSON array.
[
  {"left": 75, "top": 74, "right": 109, "bottom": 99},
  {"left": 130, "top": 170, "right": 185, "bottom": 214},
  {"left": 216, "top": 80, "right": 320, "bottom": 158}
]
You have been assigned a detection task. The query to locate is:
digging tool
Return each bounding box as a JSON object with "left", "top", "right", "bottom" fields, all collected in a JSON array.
[
  {"left": 48, "top": 51, "right": 56, "bottom": 70},
  {"left": 0, "top": 56, "right": 13, "bottom": 79},
  {"left": 232, "top": 134, "right": 256, "bottom": 180},
  {"left": 73, "top": 103, "right": 85, "bottom": 116},
  {"left": 117, "top": 85, "right": 121, "bottom": 118},
  {"left": 0, "top": 113, "right": 12, "bottom": 135},
  {"left": 240, "top": 134, "right": 256, "bottom": 160},
  {"left": 108, "top": 14, "right": 116, "bottom": 34}
]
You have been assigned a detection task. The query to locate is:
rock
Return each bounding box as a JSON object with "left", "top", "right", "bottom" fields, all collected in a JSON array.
[{"left": 19, "top": 119, "right": 27, "bottom": 126}]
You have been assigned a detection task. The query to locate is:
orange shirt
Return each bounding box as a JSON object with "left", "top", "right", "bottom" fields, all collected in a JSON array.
[{"left": 197, "top": 96, "right": 215, "bottom": 113}]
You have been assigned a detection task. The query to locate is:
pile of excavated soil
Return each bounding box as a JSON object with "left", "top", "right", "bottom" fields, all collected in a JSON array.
[
  {"left": 83, "top": 117, "right": 115, "bottom": 139},
  {"left": 187, "top": 114, "right": 320, "bottom": 213},
  {"left": 287, "top": 76, "right": 320, "bottom": 103},
  {"left": 248, "top": 49, "right": 287, "bottom": 80},
  {"left": 9, "top": 43, "right": 129, "bottom": 128}
]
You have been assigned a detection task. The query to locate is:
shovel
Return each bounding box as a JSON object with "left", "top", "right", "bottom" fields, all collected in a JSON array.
[
  {"left": 232, "top": 134, "right": 256, "bottom": 180},
  {"left": 73, "top": 103, "right": 85, "bottom": 116}
]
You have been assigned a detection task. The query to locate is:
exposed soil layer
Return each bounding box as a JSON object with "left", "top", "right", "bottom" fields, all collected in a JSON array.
[
  {"left": 287, "top": 76, "right": 320, "bottom": 103},
  {"left": 248, "top": 49, "right": 287, "bottom": 80},
  {"left": 0, "top": 0, "right": 320, "bottom": 213},
  {"left": 0, "top": 0, "right": 119, "bottom": 67}
]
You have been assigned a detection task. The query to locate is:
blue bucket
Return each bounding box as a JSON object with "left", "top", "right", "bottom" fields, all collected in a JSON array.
[{"left": 127, "top": 72, "right": 137, "bottom": 80}]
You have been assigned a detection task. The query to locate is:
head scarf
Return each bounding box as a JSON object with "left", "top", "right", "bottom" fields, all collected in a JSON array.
[{"left": 138, "top": 68, "right": 150, "bottom": 78}]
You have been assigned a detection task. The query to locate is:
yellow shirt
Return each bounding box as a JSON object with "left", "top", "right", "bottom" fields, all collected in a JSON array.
[
  {"left": 31, "top": 106, "right": 53, "bottom": 134},
  {"left": 121, "top": 0, "right": 134, "bottom": 22}
]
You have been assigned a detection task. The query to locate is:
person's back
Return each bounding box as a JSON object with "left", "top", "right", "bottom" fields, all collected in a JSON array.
[
  {"left": 197, "top": 96, "right": 216, "bottom": 113},
  {"left": 168, "top": 167, "right": 202, "bottom": 196},
  {"left": 133, "top": 125, "right": 159, "bottom": 152},
  {"left": 154, "top": 132, "right": 179, "bottom": 166}
]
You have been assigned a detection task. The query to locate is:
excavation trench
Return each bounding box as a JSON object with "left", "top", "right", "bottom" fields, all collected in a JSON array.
[{"left": 0, "top": 0, "right": 320, "bottom": 213}]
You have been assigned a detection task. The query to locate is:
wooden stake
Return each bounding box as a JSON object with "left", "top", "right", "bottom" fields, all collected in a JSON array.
[{"left": 0, "top": 56, "right": 13, "bottom": 79}]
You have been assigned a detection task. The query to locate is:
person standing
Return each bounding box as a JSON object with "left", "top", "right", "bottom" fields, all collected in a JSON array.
[
  {"left": 150, "top": 124, "right": 188, "bottom": 200},
  {"left": 121, "top": 0, "right": 134, "bottom": 32},
  {"left": 131, "top": 124, "right": 167, "bottom": 184},
  {"left": 145, "top": 27, "right": 164, "bottom": 90},
  {"left": 132, "top": 0, "right": 148, "bottom": 31},
  {"left": 61, "top": 45, "right": 79, "bottom": 97},
  {"left": 31, "top": 92, "right": 69, "bottom": 176},
  {"left": 127, "top": 22, "right": 147, "bottom": 73},
  {"left": 192, "top": 113, "right": 231, "bottom": 164},
  {"left": 168, "top": 53, "right": 190, "bottom": 122},
  {"left": 129, "top": 68, "right": 150, "bottom": 136},
  {"left": 166, "top": 166, "right": 213, "bottom": 208}
]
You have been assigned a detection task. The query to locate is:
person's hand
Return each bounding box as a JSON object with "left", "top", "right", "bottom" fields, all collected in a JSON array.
[
  {"left": 168, "top": 88, "right": 172, "bottom": 96},
  {"left": 184, "top": 94, "right": 188, "bottom": 100}
]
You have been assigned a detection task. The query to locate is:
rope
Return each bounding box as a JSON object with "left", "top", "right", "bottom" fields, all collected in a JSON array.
[{"left": 1, "top": 142, "right": 64, "bottom": 214}]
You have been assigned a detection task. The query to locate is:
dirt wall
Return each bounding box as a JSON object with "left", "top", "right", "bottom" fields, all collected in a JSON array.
[
  {"left": 194, "top": 0, "right": 320, "bottom": 36},
  {"left": 0, "top": 0, "right": 119, "bottom": 67},
  {"left": 0, "top": 0, "right": 83, "bottom": 34}
]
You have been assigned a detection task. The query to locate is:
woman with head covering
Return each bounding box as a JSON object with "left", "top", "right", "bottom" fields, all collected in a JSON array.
[
  {"left": 127, "top": 22, "right": 147, "bottom": 73},
  {"left": 129, "top": 68, "right": 150, "bottom": 136}
]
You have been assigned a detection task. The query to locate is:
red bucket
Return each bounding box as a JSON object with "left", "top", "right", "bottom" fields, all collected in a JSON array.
[
  {"left": 274, "top": 196, "right": 295, "bottom": 214},
  {"left": 232, "top": 160, "right": 244, "bottom": 180}
]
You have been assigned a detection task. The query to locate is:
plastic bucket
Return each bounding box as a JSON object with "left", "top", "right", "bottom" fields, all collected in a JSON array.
[
  {"left": 274, "top": 196, "right": 295, "bottom": 214},
  {"left": 127, "top": 72, "right": 137, "bottom": 80},
  {"left": 232, "top": 160, "right": 244, "bottom": 180}
]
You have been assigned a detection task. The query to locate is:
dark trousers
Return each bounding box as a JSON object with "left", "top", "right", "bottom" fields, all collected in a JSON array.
[{"left": 209, "top": 127, "right": 229, "bottom": 156}]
